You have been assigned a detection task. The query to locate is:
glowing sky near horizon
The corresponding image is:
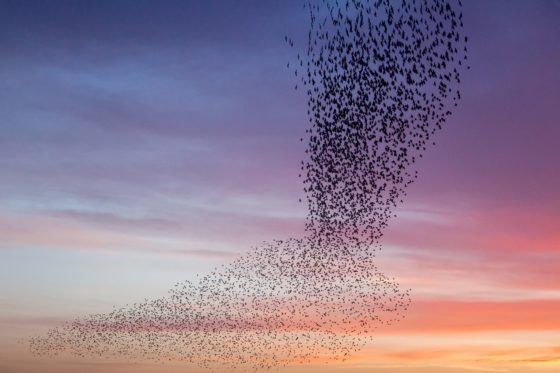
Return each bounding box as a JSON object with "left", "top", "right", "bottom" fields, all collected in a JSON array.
[{"left": 1, "top": 1, "right": 559, "bottom": 372}]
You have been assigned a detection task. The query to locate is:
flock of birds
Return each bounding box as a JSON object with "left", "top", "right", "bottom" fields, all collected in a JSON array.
[{"left": 30, "top": 0, "right": 467, "bottom": 370}]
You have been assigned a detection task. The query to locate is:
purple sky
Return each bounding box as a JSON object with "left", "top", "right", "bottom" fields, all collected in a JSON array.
[{"left": 1, "top": 1, "right": 559, "bottom": 372}]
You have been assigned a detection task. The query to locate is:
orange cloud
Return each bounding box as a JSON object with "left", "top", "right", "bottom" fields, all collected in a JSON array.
[{"left": 386, "top": 298, "right": 560, "bottom": 334}]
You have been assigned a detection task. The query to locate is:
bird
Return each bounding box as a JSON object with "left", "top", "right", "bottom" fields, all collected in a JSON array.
[{"left": 30, "top": 0, "right": 467, "bottom": 370}]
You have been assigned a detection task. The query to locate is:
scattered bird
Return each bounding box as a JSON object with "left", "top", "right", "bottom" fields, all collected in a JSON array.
[{"left": 30, "top": 0, "right": 467, "bottom": 370}]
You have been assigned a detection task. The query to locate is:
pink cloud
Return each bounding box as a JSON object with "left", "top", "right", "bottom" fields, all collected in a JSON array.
[{"left": 384, "top": 298, "right": 560, "bottom": 334}]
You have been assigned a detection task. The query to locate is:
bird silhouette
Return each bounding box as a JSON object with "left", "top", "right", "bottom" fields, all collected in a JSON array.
[{"left": 30, "top": 0, "right": 467, "bottom": 370}]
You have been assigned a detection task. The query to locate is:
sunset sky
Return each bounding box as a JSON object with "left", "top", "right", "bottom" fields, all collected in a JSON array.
[{"left": 1, "top": 1, "right": 559, "bottom": 372}]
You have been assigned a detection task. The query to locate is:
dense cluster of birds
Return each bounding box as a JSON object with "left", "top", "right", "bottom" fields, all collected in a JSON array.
[{"left": 30, "top": 0, "right": 467, "bottom": 370}]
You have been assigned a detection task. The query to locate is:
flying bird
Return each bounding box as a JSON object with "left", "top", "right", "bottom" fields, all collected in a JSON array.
[{"left": 30, "top": 0, "right": 468, "bottom": 369}]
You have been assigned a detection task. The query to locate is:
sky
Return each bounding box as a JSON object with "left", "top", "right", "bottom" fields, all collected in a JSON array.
[{"left": 1, "top": 0, "right": 559, "bottom": 372}]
